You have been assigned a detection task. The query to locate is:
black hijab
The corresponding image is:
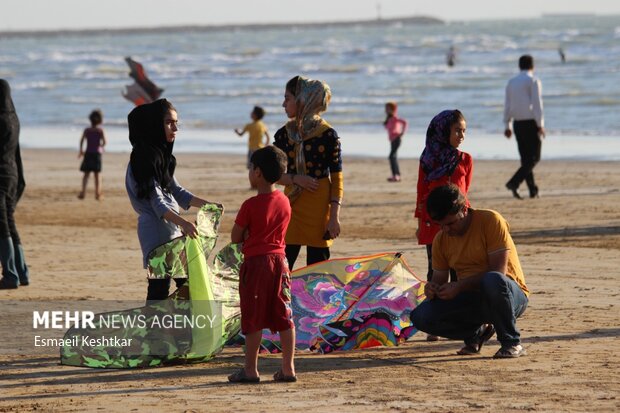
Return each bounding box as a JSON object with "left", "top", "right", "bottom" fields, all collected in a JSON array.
[
  {"left": 0, "top": 79, "right": 25, "bottom": 198},
  {"left": 128, "top": 99, "right": 177, "bottom": 199}
]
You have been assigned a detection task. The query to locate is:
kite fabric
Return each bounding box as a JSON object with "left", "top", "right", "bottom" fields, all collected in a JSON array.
[
  {"left": 60, "top": 204, "right": 243, "bottom": 368},
  {"left": 61, "top": 204, "right": 425, "bottom": 368},
  {"left": 122, "top": 57, "right": 164, "bottom": 106},
  {"left": 238, "top": 252, "right": 426, "bottom": 354}
]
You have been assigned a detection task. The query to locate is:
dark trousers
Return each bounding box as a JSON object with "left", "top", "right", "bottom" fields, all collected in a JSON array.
[
  {"left": 285, "top": 244, "right": 330, "bottom": 271},
  {"left": 0, "top": 184, "right": 21, "bottom": 243},
  {"left": 411, "top": 271, "right": 528, "bottom": 347},
  {"left": 0, "top": 184, "right": 28, "bottom": 285},
  {"left": 388, "top": 137, "right": 401, "bottom": 177},
  {"left": 147, "top": 278, "right": 187, "bottom": 301},
  {"left": 507, "top": 119, "right": 542, "bottom": 197},
  {"left": 425, "top": 245, "right": 456, "bottom": 282}
]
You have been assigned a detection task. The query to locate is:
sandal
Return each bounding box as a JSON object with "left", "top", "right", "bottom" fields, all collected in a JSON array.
[
  {"left": 456, "top": 343, "right": 481, "bottom": 355},
  {"left": 457, "top": 324, "right": 495, "bottom": 355},
  {"left": 493, "top": 344, "right": 527, "bottom": 359},
  {"left": 273, "top": 370, "right": 297, "bottom": 383},
  {"left": 228, "top": 369, "right": 260, "bottom": 384}
]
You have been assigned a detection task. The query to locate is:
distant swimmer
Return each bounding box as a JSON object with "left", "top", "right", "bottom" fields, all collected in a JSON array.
[
  {"left": 447, "top": 46, "right": 456, "bottom": 67},
  {"left": 558, "top": 47, "right": 566, "bottom": 63}
]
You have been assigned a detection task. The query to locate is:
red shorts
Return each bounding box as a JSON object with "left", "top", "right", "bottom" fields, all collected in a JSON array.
[{"left": 239, "top": 254, "right": 294, "bottom": 334}]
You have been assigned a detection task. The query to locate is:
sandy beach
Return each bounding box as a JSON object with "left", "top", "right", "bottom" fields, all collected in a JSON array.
[{"left": 1, "top": 148, "right": 619, "bottom": 412}]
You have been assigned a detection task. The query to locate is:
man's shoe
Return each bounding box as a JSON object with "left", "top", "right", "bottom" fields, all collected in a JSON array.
[
  {"left": 493, "top": 344, "right": 527, "bottom": 359},
  {"left": 506, "top": 184, "right": 523, "bottom": 200},
  {"left": 0, "top": 278, "right": 18, "bottom": 289}
]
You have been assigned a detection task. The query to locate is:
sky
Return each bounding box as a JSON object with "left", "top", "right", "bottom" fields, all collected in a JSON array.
[{"left": 1, "top": 0, "right": 619, "bottom": 31}]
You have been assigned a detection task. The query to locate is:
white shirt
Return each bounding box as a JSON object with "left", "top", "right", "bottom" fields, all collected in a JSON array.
[{"left": 504, "top": 70, "right": 544, "bottom": 129}]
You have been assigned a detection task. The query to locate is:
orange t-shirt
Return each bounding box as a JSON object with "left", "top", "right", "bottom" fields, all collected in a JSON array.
[{"left": 432, "top": 209, "right": 529, "bottom": 296}]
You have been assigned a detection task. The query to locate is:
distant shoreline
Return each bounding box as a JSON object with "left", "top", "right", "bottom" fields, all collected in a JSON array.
[{"left": 0, "top": 15, "right": 443, "bottom": 38}]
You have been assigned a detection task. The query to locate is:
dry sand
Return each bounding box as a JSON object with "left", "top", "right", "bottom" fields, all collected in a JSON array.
[{"left": 0, "top": 149, "right": 619, "bottom": 412}]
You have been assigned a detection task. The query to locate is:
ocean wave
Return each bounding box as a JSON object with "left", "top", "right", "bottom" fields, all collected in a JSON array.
[
  {"left": 61, "top": 96, "right": 116, "bottom": 104},
  {"left": 3, "top": 16, "right": 619, "bottom": 138},
  {"left": 300, "top": 64, "right": 363, "bottom": 73},
  {"left": 188, "top": 88, "right": 280, "bottom": 98},
  {"left": 589, "top": 98, "right": 620, "bottom": 106},
  {"left": 12, "top": 81, "right": 63, "bottom": 91},
  {"left": 331, "top": 96, "right": 417, "bottom": 105}
]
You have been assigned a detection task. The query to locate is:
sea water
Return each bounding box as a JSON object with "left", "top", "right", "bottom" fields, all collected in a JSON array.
[{"left": 1, "top": 15, "right": 619, "bottom": 159}]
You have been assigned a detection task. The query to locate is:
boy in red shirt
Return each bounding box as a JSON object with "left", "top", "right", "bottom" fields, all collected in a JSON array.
[{"left": 228, "top": 146, "right": 296, "bottom": 383}]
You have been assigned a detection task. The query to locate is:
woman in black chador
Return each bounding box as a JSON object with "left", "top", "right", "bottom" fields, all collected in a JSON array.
[{"left": 0, "top": 79, "right": 29, "bottom": 289}]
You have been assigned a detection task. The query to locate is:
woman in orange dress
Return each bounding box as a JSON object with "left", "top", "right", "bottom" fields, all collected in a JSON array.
[{"left": 274, "top": 76, "right": 343, "bottom": 270}]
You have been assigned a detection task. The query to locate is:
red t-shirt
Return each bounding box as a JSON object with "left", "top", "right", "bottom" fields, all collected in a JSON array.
[{"left": 235, "top": 190, "right": 291, "bottom": 258}]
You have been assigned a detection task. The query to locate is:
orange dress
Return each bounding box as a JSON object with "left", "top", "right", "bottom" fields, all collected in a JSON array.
[{"left": 274, "top": 126, "right": 343, "bottom": 248}]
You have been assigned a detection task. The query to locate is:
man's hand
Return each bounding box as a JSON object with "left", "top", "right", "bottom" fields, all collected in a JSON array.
[
  {"left": 437, "top": 282, "right": 461, "bottom": 300},
  {"left": 538, "top": 127, "right": 546, "bottom": 139},
  {"left": 424, "top": 282, "right": 440, "bottom": 300},
  {"left": 504, "top": 129, "right": 512, "bottom": 139}
]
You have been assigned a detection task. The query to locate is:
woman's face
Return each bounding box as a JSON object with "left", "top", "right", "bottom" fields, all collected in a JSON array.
[
  {"left": 282, "top": 90, "right": 297, "bottom": 119},
  {"left": 163, "top": 110, "right": 178, "bottom": 143},
  {"left": 449, "top": 119, "right": 466, "bottom": 148},
  {"left": 385, "top": 105, "right": 395, "bottom": 116}
]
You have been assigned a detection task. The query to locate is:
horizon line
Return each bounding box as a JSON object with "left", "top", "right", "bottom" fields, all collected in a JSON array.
[{"left": 0, "top": 15, "right": 444, "bottom": 38}]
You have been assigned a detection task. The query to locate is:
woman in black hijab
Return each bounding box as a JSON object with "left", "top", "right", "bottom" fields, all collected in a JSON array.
[
  {"left": 125, "top": 99, "right": 210, "bottom": 300},
  {"left": 0, "top": 79, "right": 29, "bottom": 289}
]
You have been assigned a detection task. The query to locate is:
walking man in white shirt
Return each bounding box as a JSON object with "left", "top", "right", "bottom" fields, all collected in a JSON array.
[{"left": 503, "top": 55, "right": 545, "bottom": 199}]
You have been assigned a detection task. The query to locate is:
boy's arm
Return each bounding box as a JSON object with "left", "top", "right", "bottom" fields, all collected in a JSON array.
[
  {"left": 234, "top": 128, "right": 244, "bottom": 136},
  {"left": 231, "top": 223, "right": 246, "bottom": 244},
  {"left": 101, "top": 131, "right": 107, "bottom": 148},
  {"left": 264, "top": 130, "right": 270, "bottom": 145}
]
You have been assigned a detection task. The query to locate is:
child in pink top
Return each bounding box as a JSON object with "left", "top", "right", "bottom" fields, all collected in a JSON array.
[{"left": 384, "top": 102, "right": 408, "bottom": 182}]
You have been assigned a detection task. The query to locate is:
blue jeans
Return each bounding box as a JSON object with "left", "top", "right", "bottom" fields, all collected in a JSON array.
[{"left": 410, "top": 271, "right": 528, "bottom": 347}]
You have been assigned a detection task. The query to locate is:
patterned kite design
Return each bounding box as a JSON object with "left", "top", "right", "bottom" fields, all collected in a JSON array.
[
  {"left": 244, "top": 252, "right": 426, "bottom": 353},
  {"left": 60, "top": 204, "right": 242, "bottom": 368}
]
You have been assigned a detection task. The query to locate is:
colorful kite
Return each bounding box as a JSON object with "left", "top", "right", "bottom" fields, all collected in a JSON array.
[
  {"left": 61, "top": 205, "right": 425, "bottom": 368},
  {"left": 122, "top": 57, "right": 164, "bottom": 106},
  {"left": 237, "top": 253, "right": 426, "bottom": 354},
  {"left": 60, "top": 204, "right": 242, "bottom": 368}
]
